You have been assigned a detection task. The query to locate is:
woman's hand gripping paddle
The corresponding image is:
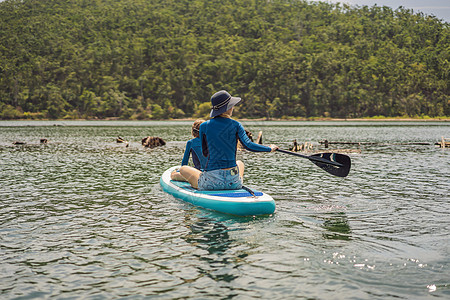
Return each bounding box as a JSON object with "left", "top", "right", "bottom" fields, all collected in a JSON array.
[{"left": 276, "top": 149, "right": 351, "bottom": 177}]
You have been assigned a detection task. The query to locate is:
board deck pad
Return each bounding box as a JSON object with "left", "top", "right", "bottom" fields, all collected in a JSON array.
[{"left": 170, "top": 180, "right": 264, "bottom": 197}]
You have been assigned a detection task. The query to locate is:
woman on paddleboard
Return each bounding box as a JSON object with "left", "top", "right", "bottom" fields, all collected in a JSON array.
[
  {"left": 179, "top": 90, "right": 278, "bottom": 190},
  {"left": 171, "top": 119, "right": 207, "bottom": 181}
]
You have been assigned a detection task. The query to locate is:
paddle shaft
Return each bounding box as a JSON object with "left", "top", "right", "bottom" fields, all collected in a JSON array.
[{"left": 276, "top": 149, "right": 344, "bottom": 167}]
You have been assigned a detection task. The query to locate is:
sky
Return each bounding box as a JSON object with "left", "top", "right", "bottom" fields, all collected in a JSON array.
[{"left": 323, "top": 0, "right": 450, "bottom": 22}]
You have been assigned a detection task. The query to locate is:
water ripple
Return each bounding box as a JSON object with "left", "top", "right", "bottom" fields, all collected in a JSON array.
[{"left": 1, "top": 122, "right": 449, "bottom": 299}]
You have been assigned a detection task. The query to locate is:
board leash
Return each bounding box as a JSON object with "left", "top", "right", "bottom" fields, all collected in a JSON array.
[{"left": 242, "top": 185, "right": 256, "bottom": 197}]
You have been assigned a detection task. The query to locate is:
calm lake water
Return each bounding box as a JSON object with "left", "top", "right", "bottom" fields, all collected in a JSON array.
[{"left": 0, "top": 120, "right": 449, "bottom": 299}]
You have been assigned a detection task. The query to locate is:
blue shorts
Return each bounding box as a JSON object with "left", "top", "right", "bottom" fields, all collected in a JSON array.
[{"left": 198, "top": 167, "right": 243, "bottom": 190}]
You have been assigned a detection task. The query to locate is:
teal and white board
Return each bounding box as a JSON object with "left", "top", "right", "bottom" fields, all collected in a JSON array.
[{"left": 160, "top": 166, "right": 276, "bottom": 216}]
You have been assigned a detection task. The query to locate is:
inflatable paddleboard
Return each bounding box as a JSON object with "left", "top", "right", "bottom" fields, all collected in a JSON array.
[{"left": 160, "top": 166, "right": 275, "bottom": 216}]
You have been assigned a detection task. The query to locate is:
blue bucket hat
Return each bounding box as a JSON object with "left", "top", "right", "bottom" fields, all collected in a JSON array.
[{"left": 210, "top": 90, "right": 241, "bottom": 118}]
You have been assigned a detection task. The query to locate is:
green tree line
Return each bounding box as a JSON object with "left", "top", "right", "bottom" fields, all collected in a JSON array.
[{"left": 0, "top": 0, "right": 448, "bottom": 120}]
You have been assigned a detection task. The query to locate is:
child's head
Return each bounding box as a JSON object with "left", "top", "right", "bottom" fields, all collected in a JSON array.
[{"left": 192, "top": 119, "right": 205, "bottom": 137}]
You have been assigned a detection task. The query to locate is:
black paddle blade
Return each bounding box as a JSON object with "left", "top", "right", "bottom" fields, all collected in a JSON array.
[{"left": 310, "top": 153, "right": 351, "bottom": 177}]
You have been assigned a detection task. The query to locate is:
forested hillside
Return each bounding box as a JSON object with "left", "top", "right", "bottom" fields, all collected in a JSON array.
[{"left": 0, "top": 0, "right": 448, "bottom": 119}]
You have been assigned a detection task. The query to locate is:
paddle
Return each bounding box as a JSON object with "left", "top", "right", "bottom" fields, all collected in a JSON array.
[{"left": 276, "top": 149, "right": 351, "bottom": 177}]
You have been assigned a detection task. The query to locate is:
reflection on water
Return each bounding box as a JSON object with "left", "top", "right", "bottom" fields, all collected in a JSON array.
[
  {"left": 187, "top": 219, "right": 232, "bottom": 256},
  {"left": 321, "top": 213, "right": 351, "bottom": 241},
  {"left": 0, "top": 121, "right": 449, "bottom": 299},
  {"left": 184, "top": 217, "right": 238, "bottom": 283}
]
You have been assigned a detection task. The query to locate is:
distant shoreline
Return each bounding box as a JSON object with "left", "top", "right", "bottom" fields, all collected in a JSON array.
[
  {"left": 0, "top": 117, "right": 449, "bottom": 122},
  {"left": 238, "top": 117, "right": 450, "bottom": 122}
]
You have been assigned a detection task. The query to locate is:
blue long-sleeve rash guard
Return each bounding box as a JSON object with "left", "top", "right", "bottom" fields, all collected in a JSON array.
[
  {"left": 181, "top": 137, "right": 207, "bottom": 170},
  {"left": 199, "top": 117, "right": 271, "bottom": 171}
]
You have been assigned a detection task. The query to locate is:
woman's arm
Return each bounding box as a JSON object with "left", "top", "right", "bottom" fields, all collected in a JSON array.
[{"left": 236, "top": 123, "right": 272, "bottom": 152}]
